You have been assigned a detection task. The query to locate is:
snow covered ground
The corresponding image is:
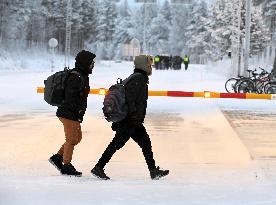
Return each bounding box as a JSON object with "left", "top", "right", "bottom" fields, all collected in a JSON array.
[{"left": 1, "top": 57, "right": 276, "bottom": 205}]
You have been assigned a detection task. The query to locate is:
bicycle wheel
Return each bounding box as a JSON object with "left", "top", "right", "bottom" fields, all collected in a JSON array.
[
  {"left": 255, "top": 80, "right": 265, "bottom": 94},
  {"left": 237, "top": 80, "right": 255, "bottom": 93},
  {"left": 264, "top": 82, "right": 276, "bottom": 93},
  {"left": 225, "top": 78, "right": 238, "bottom": 93},
  {"left": 266, "top": 85, "right": 276, "bottom": 94}
]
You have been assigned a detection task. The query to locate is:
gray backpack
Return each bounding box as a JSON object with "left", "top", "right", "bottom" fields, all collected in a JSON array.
[
  {"left": 103, "top": 73, "right": 140, "bottom": 122},
  {"left": 44, "top": 68, "right": 83, "bottom": 106}
]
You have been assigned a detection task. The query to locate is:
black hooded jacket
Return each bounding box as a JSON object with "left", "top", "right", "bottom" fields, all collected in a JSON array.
[
  {"left": 56, "top": 67, "right": 90, "bottom": 123},
  {"left": 124, "top": 69, "right": 149, "bottom": 125}
]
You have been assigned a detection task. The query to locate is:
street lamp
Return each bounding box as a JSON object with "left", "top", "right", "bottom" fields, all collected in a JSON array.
[{"left": 135, "top": 0, "right": 157, "bottom": 54}]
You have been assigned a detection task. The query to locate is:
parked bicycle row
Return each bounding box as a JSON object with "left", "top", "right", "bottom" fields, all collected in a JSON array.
[{"left": 225, "top": 68, "right": 276, "bottom": 94}]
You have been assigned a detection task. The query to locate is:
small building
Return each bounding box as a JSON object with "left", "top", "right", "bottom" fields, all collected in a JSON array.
[{"left": 122, "top": 38, "right": 141, "bottom": 61}]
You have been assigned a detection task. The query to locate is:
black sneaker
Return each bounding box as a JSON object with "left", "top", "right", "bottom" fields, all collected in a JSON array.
[
  {"left": 61, "top": 163, "right": 82, "bottom": 177},
  {"left": 49, "top": 154, "right": 63, "bottom": 171},
  {"left": 91, "top": 166, "right": 110, "bottom": 180},
  {"left": 150, "top": 166, "right": 169, "bottom": 180}
]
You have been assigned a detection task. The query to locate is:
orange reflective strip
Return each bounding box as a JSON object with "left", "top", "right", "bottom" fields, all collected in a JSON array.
[
  {"left": 36, "top": 87, "right": 273, "bottom": 100},
  {"left": 37, "top": 87, "right": 44, "bottom": 93},
  {"left": 246, "top": 93, "right": 271, "bottom": 100},
  {"left": 148, "top": 91, "right": 168, "bottom": 96},
  {"left": 210, "top": 92, "right": 220, "bottom": 98},
  {"left": 193, "top": 92, "right": 204, "bottom": 98}
]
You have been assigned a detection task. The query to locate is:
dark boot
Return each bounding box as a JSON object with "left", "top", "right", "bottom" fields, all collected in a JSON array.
[
  {"left": 49, "top": 154, "right": 63, "bottom": 171},
  {"left": 61, "top": 163, "right": 82, "bottom": 177},
  {"left": 150, "top": 166, "right": 169, "bottom": 180},
  {"left": 91, "top": 166, "right": 110, "bottom": 180}
]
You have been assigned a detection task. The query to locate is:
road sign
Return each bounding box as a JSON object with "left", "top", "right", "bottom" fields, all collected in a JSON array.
[{"left": 48, "top": 38, "right": 58, "bottom": 48}]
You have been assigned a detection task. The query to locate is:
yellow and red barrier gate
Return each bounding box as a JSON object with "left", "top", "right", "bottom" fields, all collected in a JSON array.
[{"left": 36, "top": 87, "right": 276, "bottom": 100}]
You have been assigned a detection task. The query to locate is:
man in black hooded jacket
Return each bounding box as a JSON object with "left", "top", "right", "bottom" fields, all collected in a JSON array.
[
  {"left": 91, "top": 55, "right": 169, "bottom": 180},
  {"left": 49, "top": 50, "right": 96, "bottom": 176}
]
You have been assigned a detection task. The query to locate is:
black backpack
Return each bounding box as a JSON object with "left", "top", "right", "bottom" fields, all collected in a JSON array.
[
  {"left": 103, "top": 73, "right": 140, "bottom": 122},
  {"left": 44, "top": 68, "right": 83, "bottom": 106}
]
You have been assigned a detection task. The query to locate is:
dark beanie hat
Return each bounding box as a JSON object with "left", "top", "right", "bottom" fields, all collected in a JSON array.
[{"left": 75, "top": 50, "right": 96, "bottom": 69}]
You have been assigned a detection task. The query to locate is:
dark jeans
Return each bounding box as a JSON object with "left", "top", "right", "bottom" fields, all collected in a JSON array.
[
  {"left": 96, "top": 123, "right": 156, "bottom": 170},
  {"left": 184, "top": 63, "right": 189, "bottom": 70}
]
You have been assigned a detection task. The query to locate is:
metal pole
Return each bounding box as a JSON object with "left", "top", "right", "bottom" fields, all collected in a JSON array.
[
  {"left": 0, "top": 0, "right": 7, "bottom": 44},
  {"left": 51, "top": 48, "right": 54, "bottom": 72},
  {"left": 244, "top": 0, "right": 251, "bottom": 76},
  {"left": 143, "top": 3, "right": 147, "bottom": 54},
  {"left": 65, "top": 0, "right": 72, "bottom": 69}
]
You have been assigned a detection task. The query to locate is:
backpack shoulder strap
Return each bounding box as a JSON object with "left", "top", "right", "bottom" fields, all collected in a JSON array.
[
  {"left": 70, "top": 70, "right": 85, "bottom": 87},
  {"left": 122, "top": 73, "right": 142, "bottom": 86}
]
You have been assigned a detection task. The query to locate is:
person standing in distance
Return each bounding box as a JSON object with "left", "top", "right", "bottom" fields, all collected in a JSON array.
[
  {"left": 183, "top": 55, "right": 190, "bottom": 70},
  {"left": 91, "top": 55, "right": 169, "bottom": 180},
  {"left": 49, "top": 50, "right": 96, "bottom": 176}
]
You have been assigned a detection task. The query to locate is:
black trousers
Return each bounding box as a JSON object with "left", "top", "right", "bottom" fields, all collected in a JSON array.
[
  {"left": 96, "top": 123, "right": 156, "bottom": 170},
  {"left": 184, "top": 63, "right": 189, "bottom": 70}
]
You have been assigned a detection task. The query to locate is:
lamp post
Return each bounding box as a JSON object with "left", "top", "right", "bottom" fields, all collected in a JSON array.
[
  {"left": 49, "top": 38, "right": 58, "bottom": 72},
  {"left": 0, "top": 0, "right": 8, "bottom": 44},
  {"left": 65, "top": 0, "right": 72, "bottom": 69},
  {"left": 135, "top": 0, "right": 157, "bottom": 54},
  {"left": 243, "top": 0, "right": 252, "bottom": 77},
  {"left": 229, "top": 0, "right": 242, "bottom": 77}
]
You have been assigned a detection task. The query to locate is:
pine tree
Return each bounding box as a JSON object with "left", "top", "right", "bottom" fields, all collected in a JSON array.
[
  {"left": 148, "top": 1, "right": 171, "bottom": 55},
  {"left": 41, "top": 0, "right": 66, "bottom": 52},
  {"left": 96, "top": 0, "right": 117, "bottom": 60},
  {"left": 113, "top": 0, "right": 135, "bottom": 58},
  {"left": 210, "top": 0, "right": 270, "bottom": 60},
  {"left": 3, "top": 0, "right": 32, "bottom": 48},
  {"left": 263, "top": 0, "right": 276, "bottom": 43},
  {"left": 169, "top": 2, "right": 192, "bottom": 55},
  {"left": 249, "top": 5, "right": 270, "bottom": 55},
  {"left": 186, "top": 1, "right": 212, "bottom": 63},
  {"left": 81, "top": 0, "right": 98, "bottom": 44}
]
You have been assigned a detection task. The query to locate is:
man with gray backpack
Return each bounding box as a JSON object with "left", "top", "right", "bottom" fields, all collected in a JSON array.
[
  {"left": 48, "top": 50, "right": 96, "bottom": 176},
  {"left": 91, "top": 55, "right": 169, "bottom": 180}
]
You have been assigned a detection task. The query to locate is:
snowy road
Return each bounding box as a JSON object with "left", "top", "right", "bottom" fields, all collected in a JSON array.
[{"left": 1, "top": 62, "right": 276, "bottom": 204}]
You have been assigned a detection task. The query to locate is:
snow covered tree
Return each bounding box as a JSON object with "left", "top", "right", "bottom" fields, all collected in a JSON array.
[
  {"left": 132, "top": 2, "right": 158, "bottom": 54},
  {"left": 81, "top": 0, "right": 98, "bottom": 44},
  {"left": 148, "top": 1, "right": 171, "bottom": 55},
  {"left": 210, "top": 0, "right": 270, "bottom": 60},
  {"left": 210, "top": 0, "right": 236, "bottom": 60},
  {"left": 96, "top": 0, "right": 118, "bottom": 60},
  {"left": 113, "top": 0, "right": 135, "bottom": 58},
  {"left": 186, "top": 1, "right": 212, "bottom": 63},
  {"left": 1, "top": 0, "right": 32, "bottom": 48},
  {"left": 248, "top": 5, "right": 270, "bottom": 55},
  {"left": 41, "top": 0, "right": 66, "bottom": 52},
  {"left": 26, "top": 1, "right": 46, "bottom": 48},
  {"left": 169, "top": 2, "right": 193, "bottom": 55},
  {"left": 160, "top": 0, "right": 172, "bottom": 25},
  {"left": 263, "top": 0, "right": 276, "bottom": 44}
]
